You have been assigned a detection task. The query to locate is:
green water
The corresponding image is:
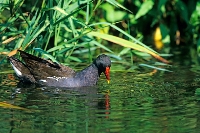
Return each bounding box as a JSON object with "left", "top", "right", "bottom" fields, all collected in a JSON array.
[{"left": 1, "top": 65, "right": 200, "bottom": 133}]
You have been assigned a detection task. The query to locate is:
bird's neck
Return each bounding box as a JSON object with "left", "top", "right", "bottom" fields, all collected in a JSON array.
[{"left": 75, "top": 64, "right": 100, "bottom": 86}]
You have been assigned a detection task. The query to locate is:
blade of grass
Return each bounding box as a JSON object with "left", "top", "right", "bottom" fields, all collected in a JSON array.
[
  {"left": 34, "top": 48, "right": 59, "bottom": 63},
  {"left": 89, "top": 22, "right": 158, "bottom": 54},
  {"left": 106, "top": 0, "right": 133, "bottom": 13},
  {"left": 82, "top": 36, "right": 113, "bottom": 53},
  {"left": 23, "top": 19, "right": 50, "bottom": 49},
  {"left": 87, "top": 31, "right": 169, "bottom": 64},
  {"left": 139, "top": 64, "right": 172, "bottom": 72}
]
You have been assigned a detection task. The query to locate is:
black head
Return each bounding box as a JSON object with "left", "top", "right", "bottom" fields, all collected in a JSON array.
[
  {"left": 93, "top": 54, "right": 111, "bottom": 83},
  {"left": 93, "top": 54, "right": 111, "bottom": 70}
]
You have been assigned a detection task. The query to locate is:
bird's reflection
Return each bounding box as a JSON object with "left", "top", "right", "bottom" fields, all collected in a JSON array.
[{"left": 11, "top": 83, "right": 110, "bottom": 117}]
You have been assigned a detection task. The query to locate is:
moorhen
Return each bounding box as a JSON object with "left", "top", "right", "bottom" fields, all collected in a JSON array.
[{"left": 8, "top": 50, "right": 111, "bottom": 87}]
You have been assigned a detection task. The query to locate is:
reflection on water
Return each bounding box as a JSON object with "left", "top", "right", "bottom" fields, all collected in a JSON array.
[{"left": 1, "top": 66, "right": 200, "bottom": 132}]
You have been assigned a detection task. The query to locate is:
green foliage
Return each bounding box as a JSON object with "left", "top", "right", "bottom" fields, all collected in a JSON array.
[
  {"left": 1, "top": 0, "right": 200, "bottom": 70},
  {"left": 135, "top": 0, "right": 154, "bottom": 20}
]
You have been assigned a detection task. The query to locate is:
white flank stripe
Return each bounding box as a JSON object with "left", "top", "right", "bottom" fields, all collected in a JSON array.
[
  {"left": 10, "top": 63, "right": 22, "bottom": 77},
  {"left": 39, "top": 80, "right": 47, "bottom": 82},
  {"left": 47, "top": 76, "right": 67, "bottom": 81}
]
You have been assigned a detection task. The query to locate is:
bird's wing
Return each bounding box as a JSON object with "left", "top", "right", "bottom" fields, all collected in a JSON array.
[{"left": 19, "top": 50, "right": 75, "bottom": 80}]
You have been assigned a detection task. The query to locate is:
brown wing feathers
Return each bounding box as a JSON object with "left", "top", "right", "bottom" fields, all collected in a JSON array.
[{"left": 18, "top": 50, "right": 75, "bottom": 80}]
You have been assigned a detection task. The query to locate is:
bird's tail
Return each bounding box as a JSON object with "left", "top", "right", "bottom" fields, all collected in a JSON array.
[{"left": 7, "top": 56, "right": 36, "bottom": 83}]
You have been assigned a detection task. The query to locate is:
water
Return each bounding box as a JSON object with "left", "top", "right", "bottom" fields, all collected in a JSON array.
[{"left": 1, "top": 65, "right": 200, "bottom": 133}]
